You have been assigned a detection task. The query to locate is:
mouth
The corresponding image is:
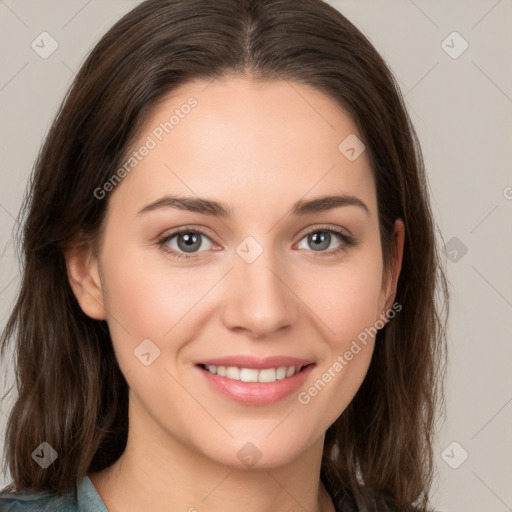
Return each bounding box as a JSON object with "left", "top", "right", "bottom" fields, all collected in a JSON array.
[
  {"left": 194, "top": 361, "right": 316, "bottom": 405},
  {"left": 197, "top": 363, "right": 312, "bottom": 383}
]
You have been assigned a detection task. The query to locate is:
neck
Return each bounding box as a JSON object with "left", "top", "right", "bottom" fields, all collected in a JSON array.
[{"left": 89, "top": 392, "right": 335, "bottom": 512}]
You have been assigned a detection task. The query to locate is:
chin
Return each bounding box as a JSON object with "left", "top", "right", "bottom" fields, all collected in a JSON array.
[{"left": 200, "top": 436, "right": 313, "bottom": 471}]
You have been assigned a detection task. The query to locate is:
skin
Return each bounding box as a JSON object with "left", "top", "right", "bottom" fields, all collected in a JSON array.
[{"left": 66, "top": 75, "right": 404, "bottom": 512}]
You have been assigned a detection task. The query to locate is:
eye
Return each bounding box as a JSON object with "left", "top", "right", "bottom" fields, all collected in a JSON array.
[
  {"left": 158, "top": 228, "right": 214, "bottom": 260},
  {"left": 296, "top": 226, "right": 355, "bottom": 255},
  {"left": 158, "top": 225, "right": 356, "bottom": 262}
]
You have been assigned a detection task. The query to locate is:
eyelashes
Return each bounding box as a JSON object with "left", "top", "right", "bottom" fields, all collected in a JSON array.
[
  {"left": 158, "top": 227, "right": 214, "bottom": 261},
  {"left": 157, "top": 225, "right": 357, "bottom": 262}
]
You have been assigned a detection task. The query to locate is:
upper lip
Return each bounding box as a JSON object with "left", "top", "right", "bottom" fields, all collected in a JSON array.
[{"left": 196, "top": 355, "right": 315, "bottom": 369}]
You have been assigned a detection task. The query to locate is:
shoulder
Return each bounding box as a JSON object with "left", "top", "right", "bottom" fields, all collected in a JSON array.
[
  {"left": 0, "top": 489, "right": 75, "bottom": 511},
  {"left": 0, "top": 476, "right": 107, "bottom": 512}
]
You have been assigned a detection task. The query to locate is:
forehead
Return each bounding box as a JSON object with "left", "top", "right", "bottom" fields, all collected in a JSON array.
[{"left": 108, "top": 75, "right": 376, "bottom": 219}]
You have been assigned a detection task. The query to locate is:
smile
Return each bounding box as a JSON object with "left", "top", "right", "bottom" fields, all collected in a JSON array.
[
  {"left": 195, "top": 362, "right": 315, "bottom": 405},
  {"left": 201, "top": 364, "right": 304, "bottom": 383}
]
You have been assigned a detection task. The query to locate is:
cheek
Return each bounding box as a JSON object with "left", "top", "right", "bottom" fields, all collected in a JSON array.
[
  {"left": 295, "top": 292, "right": 380, "bottom": 432},
  {"left": 293, "top": 251, "right": 383, "bottom": 414},
  {"left": 101, "top": 249, "right": 206, "bottom": 339},
  {"left": 300, "top": 254, "right": 385, "bottom": 343}
]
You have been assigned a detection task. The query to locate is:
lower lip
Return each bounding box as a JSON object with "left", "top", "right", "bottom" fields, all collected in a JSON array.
[{"left": 195, "top": 364, "right": 315, "bottom": 405}]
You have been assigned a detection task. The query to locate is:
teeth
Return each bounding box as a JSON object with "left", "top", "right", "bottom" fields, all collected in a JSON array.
[
  {"left": 276, "top": 367, "right": 287, "bottom": 380},
  {"left": 257, "top": 368, "right": 276, "bottom": 383},
  {"left": 204, "top": 365, "right": 301, "bottom": 383},
  {"left": 240, "top": 368, "right": 259, "bottom": 382},
  {"left": 226, "top": 366, "right": 240, "bottom": 379}
]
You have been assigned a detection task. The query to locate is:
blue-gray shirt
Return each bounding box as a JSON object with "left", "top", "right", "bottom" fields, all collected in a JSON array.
[
  {"left": 0, "top": 475, "right": 357, "bottom": 511},
  {"left": 0, "top": 476, "right": 108, "bottom": 511}
]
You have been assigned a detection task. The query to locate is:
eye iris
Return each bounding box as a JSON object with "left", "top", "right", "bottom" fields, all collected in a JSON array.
[
  {"left": 177, "top": 232, "right": 201, "bottom": 252},
  {"left": 309, "top": 231, "right": 331, "bottom": 251},
  {"left": 170, "top": 230, "right": 338, "bottom": 255}
]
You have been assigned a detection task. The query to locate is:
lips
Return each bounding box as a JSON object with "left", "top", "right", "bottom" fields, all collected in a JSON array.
[{"left": 193, "top": 355, "right": 316, "bottom": 405}]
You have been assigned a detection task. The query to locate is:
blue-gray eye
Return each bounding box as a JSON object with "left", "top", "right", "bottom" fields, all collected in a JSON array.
[
  {"left": 297, "top": 229, "right": 345, "bottom": 252},
  {"left": 163, "top": 230, "right": 213, "bottom": 253}
]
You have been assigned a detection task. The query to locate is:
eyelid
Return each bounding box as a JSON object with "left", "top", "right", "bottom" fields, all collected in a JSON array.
[
  {"left": 160, "top": 225, "right": 212, "bottom": 238},
  {"left": 157, "top": 225, "right": 216, "bottom": 245},
  {"left": 295, "top": 223, "right": 353, "bottom": 240},
  {"left": 158, "top": 225, "right": 216, "bottom": 249}
]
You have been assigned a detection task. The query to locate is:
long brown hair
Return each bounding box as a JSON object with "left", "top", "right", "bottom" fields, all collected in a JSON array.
[{"left": 0, "top": 0, "right": 448, "bottom": 510}]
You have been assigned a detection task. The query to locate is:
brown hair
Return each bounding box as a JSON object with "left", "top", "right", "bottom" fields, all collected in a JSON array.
[{"left": 0, "top": 0, "right": 448, "bottom": 510}]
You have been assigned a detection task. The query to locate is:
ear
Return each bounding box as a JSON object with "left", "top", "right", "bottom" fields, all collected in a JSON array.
[
  {"left": 381, "top": 219, "right": 405, "bottom": 312},
  {"left": 64, "top": 245, "right": 106, "bottom": 320}
]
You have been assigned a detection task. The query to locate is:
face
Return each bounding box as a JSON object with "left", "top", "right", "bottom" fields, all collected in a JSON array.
[{"left": 69, "top": 75, "right": 402, "bottom": 469}]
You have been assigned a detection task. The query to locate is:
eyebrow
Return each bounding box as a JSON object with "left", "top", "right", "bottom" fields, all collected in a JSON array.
[{"left": 137, "top": 193, "right": 369, "bottom": 217}]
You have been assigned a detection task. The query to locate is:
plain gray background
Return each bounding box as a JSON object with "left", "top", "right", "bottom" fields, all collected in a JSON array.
[{"left": 0, "top": 1, "right": 511, "bottom": 510}]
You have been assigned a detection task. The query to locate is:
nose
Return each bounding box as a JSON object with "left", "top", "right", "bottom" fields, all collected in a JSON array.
[{"left": 221, "top": 248, "right": 299, "bottom": 339}]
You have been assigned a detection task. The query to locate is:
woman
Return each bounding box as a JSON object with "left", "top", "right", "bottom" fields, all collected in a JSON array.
[{"left": 0, "top": 0, "right": 447, "bottom": 510}]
